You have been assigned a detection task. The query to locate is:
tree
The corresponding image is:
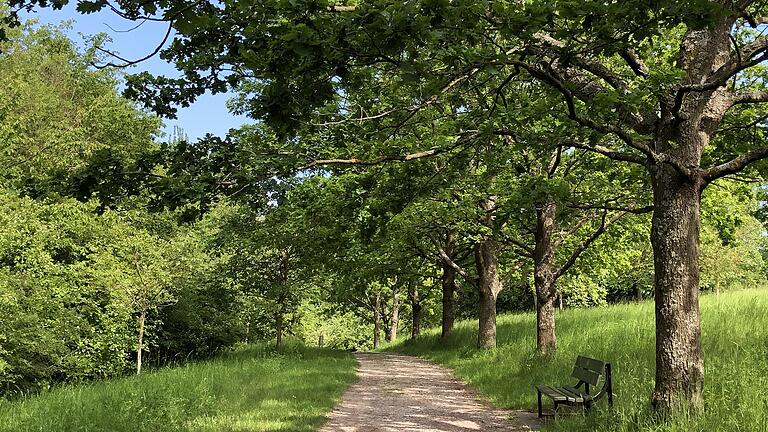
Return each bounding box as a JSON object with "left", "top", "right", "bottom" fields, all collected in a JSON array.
[
  {"left": 0, "top": 22, "right": 160, "bottom": 206},
  {"left": 95, "top": 231, "right": 175, "bottom": 374}
]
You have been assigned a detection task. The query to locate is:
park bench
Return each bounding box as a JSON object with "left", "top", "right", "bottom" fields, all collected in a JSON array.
[{"left": 536, "top": 355, "right": 613, "bottom": 419}]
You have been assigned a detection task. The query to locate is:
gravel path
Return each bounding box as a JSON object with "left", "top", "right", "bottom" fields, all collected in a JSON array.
[{"left": 320, "top": 352, "right": 540, "bottom": 432}]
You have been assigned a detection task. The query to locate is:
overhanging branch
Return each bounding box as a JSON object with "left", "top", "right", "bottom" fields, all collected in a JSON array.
[
  {"left": 702, "top": 144, "right": 768, "bottom": 183},
  {"left": 554, "top": 210, "right": 624, "bottom": 280}
]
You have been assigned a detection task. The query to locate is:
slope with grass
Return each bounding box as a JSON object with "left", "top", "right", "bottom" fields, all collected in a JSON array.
[
  {"left": 0, "top": 343, "right": 356, "bottom": 432},
  {"left": 388, "top": 289, "right": 768, "bottom": 432}
]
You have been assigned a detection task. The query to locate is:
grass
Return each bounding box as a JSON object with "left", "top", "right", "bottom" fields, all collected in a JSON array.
[
  {"left": 387, "top": 289, "right": 768, "bottom": 432},
  {"left": 0, "top": 342, "right": 357, "bottom": 432}
]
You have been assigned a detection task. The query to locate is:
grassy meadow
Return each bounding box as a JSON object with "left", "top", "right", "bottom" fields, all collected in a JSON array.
[
  {"left": 388, "top": 289, "right": 768, "bottom": 432},
  {"left": 0, "top": 342, "right": 356, "bottom": 432}
]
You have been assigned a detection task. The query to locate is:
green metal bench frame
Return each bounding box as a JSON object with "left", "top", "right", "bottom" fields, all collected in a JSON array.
[{"left": 536, "top": 355, "right": 613, "bottom": 419}]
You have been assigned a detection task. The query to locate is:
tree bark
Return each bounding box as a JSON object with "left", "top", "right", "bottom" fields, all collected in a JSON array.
[
  {"left": 136, "top": 310, "right": 145, "bottom": 375},
  {"left": 475, "top": 237, "right": 502, "bottom": 349},
  {"left": 409, "top": 281, "right": 421, "bottom": 339},
  {"left": 275, "top": 294, "right": 286, "bottom": 348},
  {"left": 649, "top": 164, "right": 705, "bottom": 412},
  {"left": 534, "top": 199, "right": 558, "bottom": 355},
  {"left": 373, "top": 292, "right": 382, "bottom": 349},
  {"left": 275, "top": 310, "right": 283, "bottom": 348},
  {"left": 388, "top": 283, "right": 400, "bottom": 342},
  {"left": 475, "top": 197, "right": 502, "bottom": 349},
  {"left": 441, "top": 231, "right": 456, "bottom": 340}
]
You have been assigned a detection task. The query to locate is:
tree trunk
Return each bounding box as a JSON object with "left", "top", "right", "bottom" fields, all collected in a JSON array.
[
  {"left": 388, "top": 283, "right": 400, "bottom": 342},
  {"left": 649, "top": 164, "right": 704, "bottom": 412},
  {"left": 534, "top": 199, "right": 557, "bottom": 355},
  {"left": 136, "top": 310, "right": 145, "bottom": 375},
  {"left": 409, "top": 281, "right": 421, "bottom": 339},
  {"left": 373, "top": 292, "right": 382, "bottom": 349},
  {"left": 475, "top": 238, "right": 502, "bottom": 349},
  {"left": 275, "top": 310, "right": 283, "bottom": 348},
  {"left": 441, "top": 231, "right": 456, "bottom": 340},
  {"left": 475, "top": 197, "right": 502, "bottom": 349}
]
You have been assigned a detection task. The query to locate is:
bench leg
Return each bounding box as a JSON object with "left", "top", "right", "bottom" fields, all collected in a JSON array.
[{"left": 537, "top": 390, "right": 543, "bottom": 419}]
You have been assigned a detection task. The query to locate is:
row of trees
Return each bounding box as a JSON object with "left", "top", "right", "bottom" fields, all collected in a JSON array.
[{"left": 5, "top": 0, "right": 768, "bottom": 416}]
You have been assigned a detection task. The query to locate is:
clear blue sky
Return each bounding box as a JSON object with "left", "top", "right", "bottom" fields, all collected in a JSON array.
[{"left": 20, "top": 4, "right": 249, "bottom": 141}]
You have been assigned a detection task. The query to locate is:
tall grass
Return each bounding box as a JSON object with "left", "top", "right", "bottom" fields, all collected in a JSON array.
[
  {"left": 0, "top": 342, "right": 356, "bottom": 432},
  {"left": 388, "top": 289, "right": 768, "bottom": 432}
]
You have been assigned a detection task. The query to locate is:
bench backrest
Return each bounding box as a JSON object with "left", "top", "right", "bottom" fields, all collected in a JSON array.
[{"left": 570, "top": 356, "right": 606, "bottom": 386}]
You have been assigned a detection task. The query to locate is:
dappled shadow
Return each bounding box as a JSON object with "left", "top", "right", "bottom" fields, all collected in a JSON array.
[{"left": 320, "top": 353, "right": 538, "bottom": 431}]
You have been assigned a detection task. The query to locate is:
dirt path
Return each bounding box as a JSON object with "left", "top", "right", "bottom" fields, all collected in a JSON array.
[{"left": 320, "top": 352, "right": 540, "bottom": 432}]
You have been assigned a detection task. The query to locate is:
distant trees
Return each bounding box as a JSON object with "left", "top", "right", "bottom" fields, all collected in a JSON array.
[{"left": 0, "top": 24, "right": 245, "bottom": 395}]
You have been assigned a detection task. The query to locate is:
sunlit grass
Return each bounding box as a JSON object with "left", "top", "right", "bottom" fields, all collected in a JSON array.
[
  {"left": 388, "top": 289, "right": 768, "bottom": 432},
  {"left": 0, "top": 342, "right": 357, "bottom": 432}
]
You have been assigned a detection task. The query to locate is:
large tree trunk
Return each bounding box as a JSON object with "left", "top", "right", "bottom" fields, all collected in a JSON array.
[
  {"left": 373, "top": 292, "right": 382, "bottom": 349},
  {"left": 475, "top": 237, "right": 502, "bottom": 349},
  {"left": 645, "top": 22, "right": 734, "bottom": 413},
  {"left": 650, "top": 164, "right": 704, "bottom": 412},
  {"left": 534, "top": 199, "right": 557, "bottom": 354},
  {"left": 475, "top": 197, "right": 502, "bottom": 349},
  {"left": 441, "top": 231, "right": 456, "bottom": 340},
  {"left": 409, "top": 281, "right": 421, "bottom": 339},
  {"left": 387, "top": 283, "right": 400, "bottom": 342},
  {"left": 136, "top": 310, "right": 145, "bottom": 375}
]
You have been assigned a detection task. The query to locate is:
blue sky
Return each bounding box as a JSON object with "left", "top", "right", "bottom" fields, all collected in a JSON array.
[{"left": 20, "top": 4, "right": 249, "bottom": 140}]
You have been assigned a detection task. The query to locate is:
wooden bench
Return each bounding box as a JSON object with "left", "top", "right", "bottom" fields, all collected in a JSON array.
[{"left": 536, "top": 355, "right": 613, "bottom": 419}]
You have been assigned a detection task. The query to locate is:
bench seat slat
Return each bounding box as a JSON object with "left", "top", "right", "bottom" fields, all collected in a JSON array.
[
  {"left": 562, "top": 386, "right": 593, "bottom": 401},
  {"left": 537, "top": 384, "right": 583, "bottom": 403}
]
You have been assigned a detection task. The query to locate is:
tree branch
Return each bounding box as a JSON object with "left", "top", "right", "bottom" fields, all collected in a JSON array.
[
  {"left": 619, "top": 48, "right": 649, "bottom": 77},
  {"left": 701, "top": 144, "right": 768, "bottom": 183},
  {"left": 301, "top": 130, "right": 477, "bottom": 170},
  {"left": 429, "top": 235, "right": 478, "bottom": 288},
  {"left": 732, "top": 89, "right": 768, "bottom": 105},
  {"left": 302, "top": 149, "right": 440, "bottom": 169},
  {"left": 93, "top": 22, "right": 173, "bottom": 69},
  {"left": 564, "top": 140, "right": 648, "bottom": 165},
  {"left": 532, "top": 33, "right": 629, "bottom": 91},
  {"left": 568, "top": 203, "right": 654, "bottom": 214},
  {"left": 673, "top": 35, "right": 768, "bottom": 115},
  {"left": 508, "top": 59, "right": 658, "bottom": 159},
  {"left": 499, "top": 236, "right": 534, "bottom": 257},
  {"left": 554, "top": 210, "right": 622, "bottom": 280}
]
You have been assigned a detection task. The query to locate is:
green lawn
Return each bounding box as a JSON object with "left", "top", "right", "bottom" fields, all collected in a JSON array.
[
  {"left": 0, "top": 342, "right": 357, "bottom": 432},
  {"left": 387, "top": 289, "right": 768, "bottom": 432}
]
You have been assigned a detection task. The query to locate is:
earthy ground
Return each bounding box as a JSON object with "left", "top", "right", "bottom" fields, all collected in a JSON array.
[{"left": 320, "top": 352, "right": 540, "bottom": 432}]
